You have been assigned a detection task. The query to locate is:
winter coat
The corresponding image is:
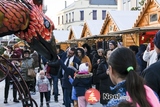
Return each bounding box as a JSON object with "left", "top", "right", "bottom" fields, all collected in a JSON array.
[
  {"left": 59, "top": 59, "right": 76, "bottom": 89},
  {"left": 11, "top": 48, "right": 22, "bottom": 58},
  {"left": 73, "top": 73, "right": 92, "bottom": 97},
  {"left": 143, "top": 49, "right": 157, "bottom": 67},
  {"left": 104, "top": 81, "right": 160, "bottom": 107},
  {"left": 97, "top": 61, "right": 115, "bottom": 104},
  {"left": 20, "top": 58, "right": 35, "bottom": 81},
  {"left": 36, "top": 76, "right": 50, "bottom": 92},
  {"left": 92, "top": 54, "right": 105, "bottom": 84},
  {"left": 47, "top": 59, "right": 60, "bottom": 75},
  {"left": 143, "top": 54, "right": 160, "bottom": 99}
]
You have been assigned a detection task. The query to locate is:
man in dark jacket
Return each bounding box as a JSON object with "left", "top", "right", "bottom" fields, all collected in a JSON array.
[
  {"left": 58, "top": 47, "right": 81, "bottom": 105},
  {"left": 47, "top": 59, "right": 60, "bottom": 102},
  {"left": 143, "top": 30, "right": 160, "bottom": 101}
]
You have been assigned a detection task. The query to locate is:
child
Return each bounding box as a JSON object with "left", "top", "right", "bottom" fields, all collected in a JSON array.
[
  {"left": 105, "top": 47, "right": 159, "bottom": 107},
  {"left": 69, "top": 73, "right": 78, "bottom": 107},
  {"left": 36, "top": 70, "right": 50, "bottom": 107},
  {"left": 72, "top": 63, "right": 93, "bottom": 107}
]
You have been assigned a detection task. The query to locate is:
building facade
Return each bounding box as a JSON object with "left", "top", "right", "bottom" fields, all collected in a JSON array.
[
  {"left": 117, "top": 0, "right": 141, "bottom": 10},
  {"left": 57, "top": 0, "right": 117, "bottom": 30}
]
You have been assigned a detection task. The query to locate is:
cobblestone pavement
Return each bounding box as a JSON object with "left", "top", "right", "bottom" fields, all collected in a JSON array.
[{"left": 0, "top": 74, "right": 102, "bottom": 107}]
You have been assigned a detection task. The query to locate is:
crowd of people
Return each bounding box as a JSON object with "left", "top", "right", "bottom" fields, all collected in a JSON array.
[{"left": 1, "top": 31, "right": 160, "bottom": 107}]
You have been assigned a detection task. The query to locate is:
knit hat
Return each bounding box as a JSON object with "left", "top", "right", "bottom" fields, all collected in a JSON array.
[
  {"left": 109, "top": 40, "right": 117, "bottom": 47},
  {"left": 78, "top": 63, "right": 89, "bottom": 74},
  {"left": 154, "top": 30, "right": 160, "bottom": 49}
]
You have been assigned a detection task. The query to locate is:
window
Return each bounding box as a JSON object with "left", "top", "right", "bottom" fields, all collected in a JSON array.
[
  {"left": 80, "top": 11, "right": 84, "bottom": 20},
  {"left": 69, "top": 13, "right": 71, "bottom": 22},
  {"left": 72, "top": 12, "right": 74, "bottom": 22},
  {"left": 102, "top": 10, "right": 106, "bottom": 20},
  {"left": 150, "top": 13, "right": 158, "bottom": 22},
  {"left": 93, "top": 10, "right": 97, "bottom": 20},
  {"left": 109, "top": 25, "right": 114, "bottom": 32},
  {"left": 58, "top": 17, "right": 60, "bottom": 25},
  {"left": 62, "top": 15, "right": 63, "bottom": 24},
  {"left": 66, "top": 14, "right": 68, "bottom": 23}
]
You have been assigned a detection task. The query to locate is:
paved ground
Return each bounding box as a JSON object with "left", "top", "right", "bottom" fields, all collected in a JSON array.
[{"left": 0, "top": 74, "right": 102, "bottom": 107}]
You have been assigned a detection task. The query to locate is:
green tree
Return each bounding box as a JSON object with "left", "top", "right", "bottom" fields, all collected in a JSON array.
[{"left": 131, "top": 0, "right": 146, "bottom": 11}]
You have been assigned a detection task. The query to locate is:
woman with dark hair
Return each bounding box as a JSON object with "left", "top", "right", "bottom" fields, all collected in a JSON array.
[
  {"left": 92, "top": 48, "right": 105, "bottom": 90},
  {"left": 82, "top": 43, "right": 91, "bottom": 59},
  {"left": 96, "top": 49, "right": 115, "bottom": 106},
  {"left": 105, "top": 47, "right": 159, "bottom": 107},
  {"left": 76, "top": 48, "right": 92, "bottom": 72}
]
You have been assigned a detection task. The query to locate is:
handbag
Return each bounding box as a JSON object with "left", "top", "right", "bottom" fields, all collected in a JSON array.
[
  {"left": 28, "top": 69, "right": 36, "bottom": 78},
  {"left": 25, "top": 60, "right": 36, "bottom": 78}
]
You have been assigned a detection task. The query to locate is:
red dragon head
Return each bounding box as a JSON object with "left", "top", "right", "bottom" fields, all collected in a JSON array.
[{"left": 0, "top": 0, "right": 57, "bottom": 61}]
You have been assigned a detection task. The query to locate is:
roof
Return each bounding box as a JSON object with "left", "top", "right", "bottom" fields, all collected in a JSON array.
[
  {"left": 61, "top": 2, "right": 75, "bottom": 11},
  {"left": 107, "top": 26, "right": 160, "bottom": 35},
  {"left": 108, "top": 10, "right": 140, "bottom": 30},
  {"left": 86, "top": 20, "right": 104, "bottom": 35},
  {"left": 71, "top": 26, "right": 83, "bottom": 39},
  {"left": 89, "top": 0, "right": 117, "bottom": 5},
  {"left": 53, "top": 30, "right": 70, "bottom": 42},
  {"left": 134, "top": 0, "right": 160, "bottom": 27}
]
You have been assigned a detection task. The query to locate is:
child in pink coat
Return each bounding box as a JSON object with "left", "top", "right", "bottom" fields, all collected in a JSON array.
[{"left": 37, "top": 70, "right": 50, "bottom": 107}]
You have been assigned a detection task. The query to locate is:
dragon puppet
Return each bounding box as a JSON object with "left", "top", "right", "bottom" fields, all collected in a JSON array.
[{"left": 0, "top": 0, "right": 57, "bottom": 61}]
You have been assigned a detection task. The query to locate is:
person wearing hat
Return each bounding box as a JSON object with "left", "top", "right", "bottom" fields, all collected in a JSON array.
[
  {"left": 109, "top": 40, "right": 117, "bottom": 51},
  {"left": 72, "top": 63, "right": 93, "bottom": 107},
  {"left": 20, "top": 49, "right": 36, "bottom": 96},
  {"left": 143, "top": 30, "right": 160, "bottom": 101}
]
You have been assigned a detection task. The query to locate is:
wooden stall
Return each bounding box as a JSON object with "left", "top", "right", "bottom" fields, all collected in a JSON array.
[
  {"left": 80, "top": 20, "right": 104, "bottom": 48},
  {"left": 53, "top": 30, "right": 70, "bottom": 51},
  {"left": 68, "top": 26, "right": 83, "bottom": 47},
  {"left": 100, "top": 10, "right": 140, "bottom": 47},
  {"left": 133, "top": 0, "right": 160, "bottom": 48}
]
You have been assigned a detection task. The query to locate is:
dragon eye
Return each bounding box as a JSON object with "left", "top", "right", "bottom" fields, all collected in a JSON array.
[{"left": 44, "top": 20, "right": 50, "bottom": 29}]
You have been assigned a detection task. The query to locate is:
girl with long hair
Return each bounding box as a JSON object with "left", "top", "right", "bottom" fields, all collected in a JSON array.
[{"left": 105, "top": 47, "right": 159, "bottom": 107}]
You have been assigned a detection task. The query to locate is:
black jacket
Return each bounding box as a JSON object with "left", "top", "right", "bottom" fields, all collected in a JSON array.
[
  {"left": 97, "top": 61, "right": 115, "bottom": 104},
  {"left": 73, "top": 73, "right": 92, "bottom": 96},
  {"left": 92, "top": 54, "right": 105, "bottom": 84},
  {"left": 59, "top": 59, "right": 76, "bottom": 89},
  {"left": 47, "top": 59, "right": 60, "bottom": 75},
  {"left": 143, "top": 54, "right": 160, "bottom": 99}
]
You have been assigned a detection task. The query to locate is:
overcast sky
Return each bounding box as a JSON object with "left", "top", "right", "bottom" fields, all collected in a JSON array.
[{"left": 45, "top": 0, "right": 74, "bottom": 27}]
